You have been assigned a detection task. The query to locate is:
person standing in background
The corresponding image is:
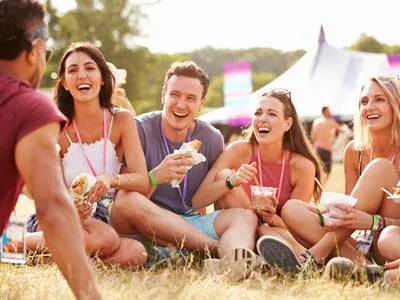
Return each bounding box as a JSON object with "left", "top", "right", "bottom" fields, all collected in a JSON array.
[{"left": 311, "top": 106, "right": 343, "bottom": 177}]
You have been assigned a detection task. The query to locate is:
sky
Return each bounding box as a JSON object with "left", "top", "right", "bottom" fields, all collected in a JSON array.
[{"left": 52, "top": 0, "right": 400, "bottom": 53}]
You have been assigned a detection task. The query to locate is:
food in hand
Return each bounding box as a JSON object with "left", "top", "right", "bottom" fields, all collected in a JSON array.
[
  {"left": 171, "top": 139, "right": 206, "bottom": 188},
  {"left": 70, "top": 173, "right": 97, "bottom": 212},
  {"left": 187, "top": 139, "right": 202, "bottom": 152}
]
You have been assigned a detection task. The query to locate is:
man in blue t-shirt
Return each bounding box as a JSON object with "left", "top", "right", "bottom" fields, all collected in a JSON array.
[{"left": 111, "top": 61, "right": 258, "bottom": 264}]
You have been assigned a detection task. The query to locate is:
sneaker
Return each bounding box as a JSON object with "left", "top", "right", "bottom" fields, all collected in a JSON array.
[
  {"left": 219, "top": 248, "right": 259, "bottom": 281},
  {"left": 323, "top": 257, "right": 354, "bottom": 281},
  {"left": 353, "top": 263, "right": 384, "bottom": 284},
  {"left": 324, "top": 257, "right": 384, "bottom": 284},
  {"left": 256, "top": 236, "right": 301, "bottom": 273}
]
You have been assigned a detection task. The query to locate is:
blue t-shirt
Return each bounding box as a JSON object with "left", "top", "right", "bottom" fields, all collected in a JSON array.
[{"left": 136, "top": 111, "right": 224, "bottom": 214}]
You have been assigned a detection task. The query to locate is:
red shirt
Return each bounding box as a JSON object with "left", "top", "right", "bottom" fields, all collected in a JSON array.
[{"left": 0, "top": 75, "right": 66, "bottom": 233}]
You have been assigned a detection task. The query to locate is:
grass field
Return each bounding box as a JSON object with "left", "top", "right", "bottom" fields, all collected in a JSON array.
[{"left": 2, "top": 163, "right": 399, "bottom": 299}]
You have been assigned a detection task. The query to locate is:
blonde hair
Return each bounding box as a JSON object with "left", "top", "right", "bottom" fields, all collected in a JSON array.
[{"left": 353, "top": 74, "right": 400, "bottom": 151}]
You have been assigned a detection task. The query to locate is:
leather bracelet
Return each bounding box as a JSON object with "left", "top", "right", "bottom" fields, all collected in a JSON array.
[
  {"left": 225, "top": 175, "right": 235, "bottom": 190},
  {"left": 149, "top": 170, "right": 158, "bottom": 187}
]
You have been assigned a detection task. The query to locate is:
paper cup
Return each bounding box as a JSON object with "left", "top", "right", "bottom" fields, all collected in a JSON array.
[{"left": 250, "top": 186, "right": 277, "bottom": 210}]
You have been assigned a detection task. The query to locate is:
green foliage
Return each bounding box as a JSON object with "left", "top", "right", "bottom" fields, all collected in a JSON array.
[
  {"left": 42, "top": 3, "right": 400, "bottom": 114},
  {"left": 349, "top": 33, "right": 385, "bottom": 53}
]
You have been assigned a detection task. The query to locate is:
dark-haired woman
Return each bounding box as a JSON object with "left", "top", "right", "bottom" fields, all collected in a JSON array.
[
  {"left": 26, "top": 42, "right": 148, "bottom": 267},
  {"left": 192, "top": 90, "right": 324, "bottom": 270}
]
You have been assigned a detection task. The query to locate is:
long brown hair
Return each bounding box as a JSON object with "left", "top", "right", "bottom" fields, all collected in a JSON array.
[
  {"left": 55, "top": 41, "right": 115, "bottom": 122},
  {"left": 246, "top": 89, "right": 325, "bottom": 200}
]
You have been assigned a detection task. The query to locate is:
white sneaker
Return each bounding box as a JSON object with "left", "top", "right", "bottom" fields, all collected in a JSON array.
[{"left": 219, "top": 248, "right": 259, "bottom": 281}]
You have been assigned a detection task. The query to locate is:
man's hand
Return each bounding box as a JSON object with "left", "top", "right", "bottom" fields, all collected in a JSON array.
[{"left": 152, "top": 153, "right": 193, "bottom": 184}]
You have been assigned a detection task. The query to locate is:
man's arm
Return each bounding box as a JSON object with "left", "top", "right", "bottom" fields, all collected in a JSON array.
[
  {"left": 310, "top": 120, "right": 317, "bottom": 144},
  {"left": 15, "top": 123, "right": 101, "bottom": 300}
]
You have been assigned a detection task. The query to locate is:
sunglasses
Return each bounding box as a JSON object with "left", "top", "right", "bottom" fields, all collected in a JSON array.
[{"left": 262, "top": 88, "right": 292, "bottom": 101}]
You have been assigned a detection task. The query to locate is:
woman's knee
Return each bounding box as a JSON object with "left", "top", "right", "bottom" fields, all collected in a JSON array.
[
  {"left": 281, "top": 199, "right": 305, "bottom": 221},
  {"left": 377, "top": 225, "right": 400, "bottom": 261},
  {"left": 364, "top": 158, "right": 398, "bottom": 182}
]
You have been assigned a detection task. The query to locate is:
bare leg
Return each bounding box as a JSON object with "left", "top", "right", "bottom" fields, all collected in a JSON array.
[
  {"left": 376, "top": 226, "right": 400, "bottom": 264},
  {"left": 111, "top": 191, "right": 218, "bottom": 252},
  {"left": 214, "top": 208, "right": 258, "bottom": 257},
  {"left": 102, "top": 238, "right": 147, "bottom": 267},
  {"left": 283, "top": 158, "right": 400, "bottom": 263},
  {"left": 214, "top": 169, "right": 251, "bottom": 210},
  {"left": 26, "top": 218, "right": 147, "bottom": 267}
]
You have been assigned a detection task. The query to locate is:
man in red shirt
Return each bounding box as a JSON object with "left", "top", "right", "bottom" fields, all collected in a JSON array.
[{"left": 0, "top": 1, "right": 101, "bottom": 299}]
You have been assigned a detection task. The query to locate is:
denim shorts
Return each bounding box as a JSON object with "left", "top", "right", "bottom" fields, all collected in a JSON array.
[
  {"left": 26, "top": 196, "right": 113, "bottom": 233},
  {"left": 180, "top": 209, "right": 221, "bottom": 240}
]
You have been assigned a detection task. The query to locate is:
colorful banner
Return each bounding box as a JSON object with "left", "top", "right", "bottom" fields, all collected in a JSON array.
[
  {"left": 388, "top": 54, "right": 400, "bottom": 74},
  {"left": 223, "top": 61, "right": 253, "bottom": 126}
]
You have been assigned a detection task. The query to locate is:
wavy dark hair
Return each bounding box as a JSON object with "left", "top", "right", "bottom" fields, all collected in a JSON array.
[
  {"left": 0, "top": 0, "right": 46, "bottom": 60},
  {"left": 55, "top": 41, "right": 115, "bottom": 122},
  {"left": 246, "top": 89, "right": 325, "bottom": 200}
]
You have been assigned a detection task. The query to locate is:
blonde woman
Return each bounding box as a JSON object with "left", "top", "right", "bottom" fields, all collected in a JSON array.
[{"left": 268, "top": 74, "right": 400, "bottom": 275}]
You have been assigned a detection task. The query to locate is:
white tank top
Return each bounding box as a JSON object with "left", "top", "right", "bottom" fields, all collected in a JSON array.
[{"left": 62, "top": 113, "right": 121, "bottom": 187}]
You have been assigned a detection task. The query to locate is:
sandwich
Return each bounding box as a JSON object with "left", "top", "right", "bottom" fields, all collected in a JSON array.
[
  {"left": 70, "top": 173, "right": 97, "bottom": 207},
  {"left": 171, "top": 139, "right": 206, "bottom": 188}
]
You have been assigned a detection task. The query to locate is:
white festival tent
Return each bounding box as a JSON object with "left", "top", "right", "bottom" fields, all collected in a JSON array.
[{"left": 200, "top": 26, "right": 390, "bottom": 125}]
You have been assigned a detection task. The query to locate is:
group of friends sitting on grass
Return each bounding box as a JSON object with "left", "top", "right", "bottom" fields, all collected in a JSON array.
[{"left": 17, "top": 40, "right": 400, "bottom": 286}]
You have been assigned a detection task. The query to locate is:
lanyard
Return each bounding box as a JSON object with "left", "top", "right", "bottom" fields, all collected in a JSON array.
[
  {"left": 160, "top": 119, "right": 191, "bottom": 203},
  {"left": 72, "top": 109, "right": 107, "bottom": 177},
  {"left": 257, "top": 146, "right": 286, "bottom": 200}
]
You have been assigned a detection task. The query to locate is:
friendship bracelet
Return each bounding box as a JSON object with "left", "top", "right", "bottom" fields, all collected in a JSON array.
[{"left": 149, "top": 170, "right": 158, "bottom": 187}]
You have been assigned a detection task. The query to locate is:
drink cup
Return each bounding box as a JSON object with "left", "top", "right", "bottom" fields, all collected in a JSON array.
[{"left": 250, "top": 186, "right": 277, "bottom": 210}]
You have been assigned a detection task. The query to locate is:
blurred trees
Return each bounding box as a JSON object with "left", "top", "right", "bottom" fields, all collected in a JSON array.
[
  {"left": 349, "top": 33, "right": 400, "bottom": 54},
  {"left": 43, "top": 2, "right": 400, "bottom": 114}
]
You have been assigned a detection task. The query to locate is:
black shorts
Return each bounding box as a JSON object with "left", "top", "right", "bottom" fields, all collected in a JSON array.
[{"left": 317, "top": 148, "right": 332, "bottom": 174}]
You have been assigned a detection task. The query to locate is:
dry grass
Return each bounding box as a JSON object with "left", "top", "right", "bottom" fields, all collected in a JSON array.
[{"left": 2, "top": 163, "right": 399, "bottom": 299}]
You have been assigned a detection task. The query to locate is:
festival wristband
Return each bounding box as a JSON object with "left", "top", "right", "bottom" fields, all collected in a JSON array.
[
  {"left": 371, "top": 214, "right": 380, "bottom": 231},
  {"left": 149, "top": 170, "right": 159, "bottom": 187},
  {"left": 317, "top": 209, "right": 324, "bottom": 227}
]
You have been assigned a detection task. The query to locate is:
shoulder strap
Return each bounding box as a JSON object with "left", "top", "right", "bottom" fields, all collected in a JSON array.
[
  {"left": 64, "top": 130, "right": 73, "bottom": 145},
  {"left": 107, "top": 112, "right": 115, "bottom": 140},
  {"left": 357, "top": 151, "right": 363, "bottom": 177}
]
